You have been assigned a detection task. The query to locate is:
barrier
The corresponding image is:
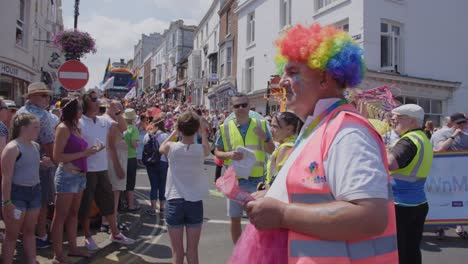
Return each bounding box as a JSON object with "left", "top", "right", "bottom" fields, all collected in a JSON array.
[{"left": 425, "top": 151, "right": 468, "bottom": 226}]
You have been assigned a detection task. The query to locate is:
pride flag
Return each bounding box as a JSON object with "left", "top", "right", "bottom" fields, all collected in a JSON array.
[
  {"left": 126, "top": 69, "right": 139, "bottom": 88},
  {"left": 102, "top": 58, "right": 111, "bottom": 82}
]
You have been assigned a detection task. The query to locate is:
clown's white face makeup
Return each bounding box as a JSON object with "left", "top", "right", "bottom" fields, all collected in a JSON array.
[{"left": 279, "top": 62, "right": 324, "bottom": 120}]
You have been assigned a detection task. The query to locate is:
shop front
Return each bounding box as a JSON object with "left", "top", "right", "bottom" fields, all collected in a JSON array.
[
  {"left": 0, "top": 62, "right": 34, "bottom": 105},
  {"left": 208, "top": 84, "right": 236, "bottom": 111}
]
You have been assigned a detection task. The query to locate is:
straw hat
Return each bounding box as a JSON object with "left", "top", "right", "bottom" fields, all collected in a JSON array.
[
  {"left": 123, "top": 108, "right": 137, "bottom": 120},
  {"left": 24, "top": 82, "right": 52, "bottom": 97}
]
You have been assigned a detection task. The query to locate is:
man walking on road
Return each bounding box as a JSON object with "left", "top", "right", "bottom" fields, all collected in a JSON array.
[
  {"left": 215, "top": 93, "right": 275, "bottom": 243},
  {"left": 78, "top": 90, "right": 135, "bottom": 250},
  {"left": 388, "top": 104, "right": 434, "bottom": 264}
]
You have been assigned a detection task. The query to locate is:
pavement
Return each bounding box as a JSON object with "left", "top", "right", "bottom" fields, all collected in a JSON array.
[{"left": 2, "top": 161, "right": 468, "bottom": 263}]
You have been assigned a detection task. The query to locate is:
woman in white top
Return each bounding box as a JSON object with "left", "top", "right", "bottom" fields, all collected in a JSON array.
[{"left": 159, "top": 110, "right": 210, "bottom": 264}]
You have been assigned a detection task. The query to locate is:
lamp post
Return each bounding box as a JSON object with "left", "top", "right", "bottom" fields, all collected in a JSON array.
[{"left": 74, "top": 0, "right": 80, "bottom": 30}]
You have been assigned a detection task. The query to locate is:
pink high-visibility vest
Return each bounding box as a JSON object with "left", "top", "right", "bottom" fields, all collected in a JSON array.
[{"left": 286, "top": 104, "right": 398, "bottom": 264}]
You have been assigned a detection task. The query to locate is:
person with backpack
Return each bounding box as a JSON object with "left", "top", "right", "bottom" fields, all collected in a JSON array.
[{"left": 143, "top": 118, "right": 169, "bottom": 215}]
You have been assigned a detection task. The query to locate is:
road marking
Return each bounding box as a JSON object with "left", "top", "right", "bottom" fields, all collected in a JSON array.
[
  {"left": 96, "top": 190, "right": 166, "bottom": 263},
  {"left": 206, "top": 219, "right": 249, "bottom": 225}
]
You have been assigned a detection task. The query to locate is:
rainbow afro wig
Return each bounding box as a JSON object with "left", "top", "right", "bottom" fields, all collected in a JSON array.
[{"left": 275, "top": 23, "right": 366, "bottom": 87}]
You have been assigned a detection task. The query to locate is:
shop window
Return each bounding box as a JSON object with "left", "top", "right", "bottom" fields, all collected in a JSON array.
[{"left": 397, "top": 96, "right": 443, "bottom": 127}]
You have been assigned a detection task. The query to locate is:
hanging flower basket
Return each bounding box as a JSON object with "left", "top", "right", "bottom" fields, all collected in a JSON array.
[{"left": 53, "top": 29, "right": 97, "bottom": 60}]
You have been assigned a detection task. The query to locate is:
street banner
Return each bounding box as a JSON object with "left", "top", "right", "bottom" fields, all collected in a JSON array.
[{"left": 425, "top": 151, "right": 468, "bottom": 226}]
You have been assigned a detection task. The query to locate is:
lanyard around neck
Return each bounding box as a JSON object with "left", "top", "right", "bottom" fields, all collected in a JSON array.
[{"left": 294, "top": 99, "right": 347, "bottom": 148}]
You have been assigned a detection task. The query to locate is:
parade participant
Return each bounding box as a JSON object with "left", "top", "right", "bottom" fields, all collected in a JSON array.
[
  {"left": 51, "top": 98, "right": 97, "bottom": 263},
  {"left": 215, "top": 92, "right": 275, "bottom": 244},
  {"left": 16, "top": 82, "right": 55, "bottom": 249},
  {"left": 102, "top": 100, "right": 128, "bottom": 232},
  {"left": 263, "top": 112, "right": 303, "bottom": 187},
  {"left": 159, "top": 110, "right": 210, "bottom": 264},
  {"left": 123, "top": 108, "right": 141, "bottom": 212},
  {"left": 387, "top": 104, "right": 433, "bottom": 264},
  {"left": 433, "top": 112, "right": 468, "bottom": 239},
  {"left": 136, "top": 114, "right": 148, "bottom": 167},
  {"left": 1, "top": 113, "right": 48, "bottom": 264},
  {"left": 232, "top": 24, "right": 398, "bottom": 263},
  {"left": 143, "top": 118, "right": 169, "bottom": 215},
  {"left": 78, "top": 90, "right": 135, "bottom": 250}
]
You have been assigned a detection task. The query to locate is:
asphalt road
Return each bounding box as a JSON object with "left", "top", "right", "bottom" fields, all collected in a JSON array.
[{"left": 89, "top": 163, "right": 468, "bottom": 264}]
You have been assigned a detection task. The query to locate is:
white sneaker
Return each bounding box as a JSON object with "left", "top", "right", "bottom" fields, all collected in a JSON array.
[
  {"left": 110, "top": 233, "right": 135, "bottom": 245},
  {"left": 84, "top": 236, "right": 99, "bottom": 251}
]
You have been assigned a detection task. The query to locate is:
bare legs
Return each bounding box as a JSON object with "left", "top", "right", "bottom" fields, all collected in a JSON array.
[{"left": 168, "top": 226, "right": 202, "bottom": 264}]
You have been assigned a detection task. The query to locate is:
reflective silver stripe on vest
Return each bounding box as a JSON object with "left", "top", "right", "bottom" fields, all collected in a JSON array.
[
  {"left": 291, "top": 193, "right": 335, "bottom": 204},
  {"left": 392, "top": 133, "right": 427, "bottom": 183},
  {"left": 255, "top": 119, "right": 263, "bottom": 150},
  {"left": 291, "top": 183, "right": 393, "bottom": 204},
  {"left": 290, "top": 234, "right": 397, "bottom": 260},
  {"left": 223, "top": 124, "right": 232, "bottom": 151},
  {"left": 245, "top": 144, "right": 262, "bottom": 151}
]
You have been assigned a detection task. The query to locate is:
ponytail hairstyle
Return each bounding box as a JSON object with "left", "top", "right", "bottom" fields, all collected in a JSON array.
[
  {"left": 11, "top": 113, "right": 38, "bottom": 140},
  {"left": 274, "top": 111, "right": 304, "bottom": 136}
]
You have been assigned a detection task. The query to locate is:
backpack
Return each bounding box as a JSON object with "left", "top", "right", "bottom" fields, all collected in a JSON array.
[{"left": 142, "top": 132, "right": 161, "bottom": 166}]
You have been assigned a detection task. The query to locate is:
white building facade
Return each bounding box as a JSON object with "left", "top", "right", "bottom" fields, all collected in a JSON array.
[
  {"left": 188, "top": 0, "right": 220, "bottom": 106},
  {"left": 0, "top": 0, "right": 63, "bottom": 104},
  {"left": 236, "top": 0, "right": 467, "bottom": 124}
]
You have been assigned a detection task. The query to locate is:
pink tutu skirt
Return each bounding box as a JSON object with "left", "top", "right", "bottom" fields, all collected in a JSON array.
[{"left": 229, "top": 223, "right": 288, "bottom": 264}]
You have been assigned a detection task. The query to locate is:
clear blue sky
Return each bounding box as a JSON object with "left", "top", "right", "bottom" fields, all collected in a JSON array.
[{"left": 62, "top": 0, "right": 211, "bottom": 87}]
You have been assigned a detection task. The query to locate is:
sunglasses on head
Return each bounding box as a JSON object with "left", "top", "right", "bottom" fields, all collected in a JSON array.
[{"left": 233, "top": 103, "right": 248, "bottom": 109}]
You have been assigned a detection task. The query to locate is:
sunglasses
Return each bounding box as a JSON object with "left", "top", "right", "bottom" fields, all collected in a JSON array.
[
  {"left": 90, "top": 97, "right": 98, "bottom": 102},
  {"left": 233, "top": 103, "right": 249, "bottom": 109}
]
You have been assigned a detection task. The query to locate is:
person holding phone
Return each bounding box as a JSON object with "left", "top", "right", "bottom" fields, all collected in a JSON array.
[
  {"left": 50, "top": 98, "right": 99, "bottom": 263},
  {"left": 1, "top": 113, "right": 49, "bottom": 264}
]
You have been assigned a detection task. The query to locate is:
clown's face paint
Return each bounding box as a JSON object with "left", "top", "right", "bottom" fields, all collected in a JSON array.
[{"left": 280, "top": 62, "right": 323, "bottom": 119}]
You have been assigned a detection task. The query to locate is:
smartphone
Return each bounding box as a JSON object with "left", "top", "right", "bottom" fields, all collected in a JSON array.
[{"left": 13, "top": 208, "right": 22, "bottom": 220}]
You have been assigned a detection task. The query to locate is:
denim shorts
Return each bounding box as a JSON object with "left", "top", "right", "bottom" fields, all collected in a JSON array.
[
  {"left": 10, "top": 183, "right": 42, "bottom": 211},
  {"left": 165, "top": 199, "right": 204, "bottom": 228},
  {"left": 227, "top": 177, "right": 264, "bottom": 217},
  {"left": 55, "top": 166, "right": 87, "bottom": 193}
]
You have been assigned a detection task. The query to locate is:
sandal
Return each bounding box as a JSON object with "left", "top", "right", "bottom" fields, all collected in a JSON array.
[
  {"left": 146, "top": 209, "right": 157, "bottom": 216},
  {"left": 118, "top": 222, "right": 130, "bottom": 232},
  {"left": 68, "top": 249, "right": 91, "bottom": 258}
]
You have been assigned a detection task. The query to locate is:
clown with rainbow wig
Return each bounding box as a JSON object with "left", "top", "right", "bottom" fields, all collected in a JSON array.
[{"left": 228, "top": 24, "right": 398, "bottom": 264}]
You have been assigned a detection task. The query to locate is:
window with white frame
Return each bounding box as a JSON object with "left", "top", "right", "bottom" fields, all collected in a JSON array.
[
  {"left": 245, "top": 58, "right": 254, "bottom": 92},
  {"left": 247, "top": 12, "right": 255, "bottom": 45},
  {"left": 220, "top": 48, "right": 225, "bottom": 79},
  {"left": 395, "top": 96, "right": 443, "bottom": 126},
  {"left": 381, "top": 21, "right": 401, "bottom": 72},
  {"left": 226, "top": 10, "right": 232, "bottom": 35},
  {"left": 335, "top": 18, "right": 349, "bottom": 32},
  {"left": 226, "top": 47, "right": 232, "bottom": 77},
  {"left": 16, "top": 0, "right": 26, "bottom": 47},
  {"left": 280, "top": 0, "right": 291, "bottom": 29},
  {"left": 316, "top": 0, "right": 340, "bottom": 10}
]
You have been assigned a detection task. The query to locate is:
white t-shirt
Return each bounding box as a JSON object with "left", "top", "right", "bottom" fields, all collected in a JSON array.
[
  {"left": 266, "top": 98, "right": 389, "bottom": 203},
  {"left": 165, "top": 142, "right": 208, "bottom": 201},
  {"left": 79, "top": 115, "right": 115, "bottom": 172},
  {"left": 143, "top": 132, "right": 169, "bottom": 162}
]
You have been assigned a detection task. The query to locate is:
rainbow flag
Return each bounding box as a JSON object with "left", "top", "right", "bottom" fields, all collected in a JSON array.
[
  {"left": 126, "top": 68, "right": 139, "bottom": 88},
  {"left": 103, "top": 58, "right": 111, "bottom": 82}
]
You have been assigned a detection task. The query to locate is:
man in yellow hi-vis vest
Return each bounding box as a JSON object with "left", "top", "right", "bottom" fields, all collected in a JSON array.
[
  {"left": 215, "top": 93, "right": 275, "bottom": 243},
  {"left": 387, "top": 104, "right": 434, "bottom": 264}
]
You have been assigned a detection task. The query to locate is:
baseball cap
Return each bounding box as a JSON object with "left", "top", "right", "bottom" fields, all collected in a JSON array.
[
  {"left": 450, "top": 113, "right": 467, "bottom": 124},
  {"left": 391, "top": 104, "right": 425, "bottom": 121}
]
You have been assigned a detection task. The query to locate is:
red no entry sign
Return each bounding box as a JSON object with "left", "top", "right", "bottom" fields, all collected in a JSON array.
[{"left": 58, "top": 60, "right": 89, "bottom": 91}]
